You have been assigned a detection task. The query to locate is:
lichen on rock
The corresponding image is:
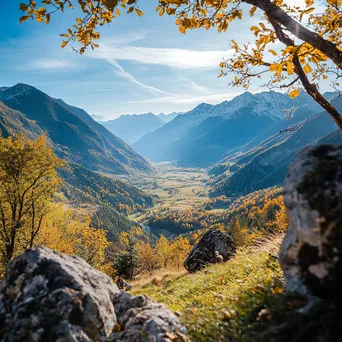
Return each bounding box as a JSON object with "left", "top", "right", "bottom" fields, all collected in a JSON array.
[
  {"left": 0, "top": 246, "right": 187, "bottom": 341},
  {"left": 279, "top": 145, "right": 342, "bottom": 298}
]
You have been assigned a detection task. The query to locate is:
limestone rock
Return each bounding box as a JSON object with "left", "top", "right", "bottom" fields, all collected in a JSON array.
[
  {"left": 279, "top": 145, "right": 342, "bottom": 298},
  {"left": 0, "top": 246, "right": 187, "bottom": 341},
  {"left": 184, "top": 229, "right": 236, "bottom": 273}
]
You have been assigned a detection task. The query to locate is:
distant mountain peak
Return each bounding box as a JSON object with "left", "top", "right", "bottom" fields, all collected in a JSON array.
[
  {"left": 1, "top": 83, "right": 35, "bottom": 102},
  {"left": 194, "top": 102, "right": 213, "bottom": 111},
  {"left": 102, "top": 112, "right": 166, "bottom": 144}
]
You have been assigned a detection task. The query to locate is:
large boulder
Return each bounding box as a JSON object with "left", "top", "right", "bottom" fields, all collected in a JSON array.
[
  {"left": 184, "top": 229, "right": 236, "bottom": 273},
  {"left": 0, "top": 246, "right": 187, "bottom": 341},
  {"left": 279, "top": 145, "right": 342, "bottom": 298}
]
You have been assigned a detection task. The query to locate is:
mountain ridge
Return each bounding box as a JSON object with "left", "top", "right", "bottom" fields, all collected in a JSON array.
[
  {"left": 133, "top": 90, "right": 319, "bottom": 166},
  {"left": 0, "top": 83, "right": 152, "bottom": 175},
  {"left": 102, "top": 112, "right": 165, "bottom": 144}
]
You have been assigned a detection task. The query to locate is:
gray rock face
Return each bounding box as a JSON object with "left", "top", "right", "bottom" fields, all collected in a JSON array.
[
  {"left": 184, "top": 229, "right": 236, "bottom": 273},
  {"left": 279, "top": 145, "right": 342, "bottom": 298},
  {"left": 0, "top": 246, "right": 187, "bottom": 341}
]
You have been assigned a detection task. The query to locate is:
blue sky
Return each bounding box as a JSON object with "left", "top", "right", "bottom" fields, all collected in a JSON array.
[{"left": 0, "top": 0, "right": 330, "bottom": 120}]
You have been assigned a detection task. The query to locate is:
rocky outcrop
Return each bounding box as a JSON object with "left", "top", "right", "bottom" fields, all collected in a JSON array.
[
  {"left": 0, "top": 246, "right": 187, "bottom": 342},
  {"left": 256, "top": 145, "right": 342, "bottom": 341},
  {"left": 279, "top": 145, "right": 342, "bottom": 298},
  {"left": 184, "top": 229, "right": 236, "bottom": 273}
]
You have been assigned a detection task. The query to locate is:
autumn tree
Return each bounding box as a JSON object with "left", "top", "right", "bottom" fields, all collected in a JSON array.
[
  {"left": 20, "top": 0, "right": 342, "bottom": 129},
  {"left": 76, "top": 224, "right": 110, "bottom": 270},
  {"left": 136, "top": 241, "right": 160, "bottom": 273},
  {"left": 36, "top": 204, "right": 112, "bottom": 274},
  {"left": 0, "top": 134, "right": 65, "bottom": 269},
  {"left": 170, "top": 236, "right": 191, "bottom": 270},
  {"left": 156, "top": 235, "right": 173, "bottom": 268}
]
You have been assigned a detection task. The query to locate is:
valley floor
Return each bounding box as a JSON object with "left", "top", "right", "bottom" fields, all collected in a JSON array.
[
  {"left": 131, "top": 236, "right": 285, "bottom": 341},
  {"left": 127, "top": 163, "right": 210, "bottom": 222}
]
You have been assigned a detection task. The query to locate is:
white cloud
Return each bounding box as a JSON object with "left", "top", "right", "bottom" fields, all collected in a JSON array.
[
  {"left": 91, "top": 45, "right": 232, "bottom": 70},
  {"left": 129, "top": 91, "right": 240, "bottom": 105},
  {"left": 27, "top": 59, "right": 73, "bottom": 70},
  {"left": 107, "top": 58, "right": 176, "bottom": 96}
]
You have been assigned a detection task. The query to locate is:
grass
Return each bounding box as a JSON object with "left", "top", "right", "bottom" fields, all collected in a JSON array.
[{"left": 131, "top": 236, "right": 285, "bottom": 341}]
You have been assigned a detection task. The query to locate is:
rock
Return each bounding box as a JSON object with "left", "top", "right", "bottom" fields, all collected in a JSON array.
[
  {"left": 116, "top": 277, "right": 132, "bottom": 291},
  {"left": 279, "top": 145, "right": 342, "bottom": 298},
  {"left": 111, "top": 292, "right": 188, "bottom": 341},
  {"left": 184, "top": 229, "right": 236, "bottom": 273},
  {"left": 0, "top": 246, "right": 187, "bottom": 341}
]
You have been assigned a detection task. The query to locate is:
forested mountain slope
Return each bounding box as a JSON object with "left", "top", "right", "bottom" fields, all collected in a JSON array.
[
  {"left": 0, "top": 89, "right": 155, "bottom": 240},
  {"left": 0, "top": 84, "right": 152, "bottom": 174}
]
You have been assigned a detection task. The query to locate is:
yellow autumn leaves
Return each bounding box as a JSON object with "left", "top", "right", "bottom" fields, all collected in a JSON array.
[
  {"left": 19, "top": 0, "right": 144, "bottom": 53},
  {"left": 0, "top": 134, "right": 112, "bottom": 276}
]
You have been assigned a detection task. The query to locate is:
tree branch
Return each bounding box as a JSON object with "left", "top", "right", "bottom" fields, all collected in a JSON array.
[
  {"left": 269, "top": 17, "right": 342, "bottom": 130},
  {"left": 242, "top": 0, "right": 342, "bottom": 69}
]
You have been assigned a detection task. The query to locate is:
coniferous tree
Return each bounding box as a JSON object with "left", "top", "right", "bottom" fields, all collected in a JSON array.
[{"left": 114, "top": 239, "right": 139, "bottom": 280}]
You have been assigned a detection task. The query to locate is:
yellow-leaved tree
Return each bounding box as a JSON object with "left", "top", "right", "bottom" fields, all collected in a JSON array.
[
  {"left": 0, "top": 134, "right": 65, "bottom": 270},
  {"left": 37, "top": 206, "right": 112, "bottom": 274},
  {"left": 0, "top": 134, "right": 112, "bottom": 276},
  {"left": 156, "top": 235, "right": 173, "bottom": 269},
  {"left": 170, "top": 235, "right": 191, "bottom": 270},
  {"left": 19, "top": 0, "right": 342, "bottom": 129}
]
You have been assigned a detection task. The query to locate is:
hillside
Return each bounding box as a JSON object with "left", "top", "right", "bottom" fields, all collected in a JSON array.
[
  {"left": 133, "top": 91, "right": 319, "bottom": 166},
  {"left": 0, "top": 84, "right": 152, "bottom": 175},
  {"left": 170, "top": 109, "right": 276, "bottom": 167},
  {"left": 61, "top": 163, "right": 154, "bottom": 214},
  {"left": 102, "top": 113, "right": 165, "bottom": 144},
  {"left": 132, "top": 237, "right": 283, "bottom": 341},
  {"left": 0, "top": 101, "right": 46, "bottom": 140},
  {"left": 317, "top": 129, "right": 342, "bottom": 146},
  {"left": 0, "top": 95, "right": 155, "bottom": 241}
]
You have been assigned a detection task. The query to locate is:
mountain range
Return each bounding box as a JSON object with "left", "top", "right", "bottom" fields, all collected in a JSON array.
[
  {"left": 211, "top": 96, "right": 342, "bottom": 197},
  {"left": 0, "top": 84, "right": 152, "bottom": 175},
  {"left": 157, "top": 112, "right": 182, "bottom": 123},
  {"left": 101, "top": 111, "right": 182, "bottom": 144},
  {"left": 102, "top": 113, "right": 165, "bottom": 144},
  {"left": 133, "top": 91, "right": 321, "bottom": 166},
  {"left": 1, "top": 82, "right": 340, "bottom": 207}
]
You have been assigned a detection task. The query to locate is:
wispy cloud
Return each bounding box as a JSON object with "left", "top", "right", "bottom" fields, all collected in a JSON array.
[
  {"left": 106, "top": 58, "right": 176, "bottom": 96},
  {"left": 180, "top": 77, "right": 209, "bottom": 93},
  {"left": 24, "top": 59, "right": 73, "bottom": 71},
  {"left": 129, "top": 91, "right": 240, "bottom": 105},
  {"left": 92, "top": 45, "right": 232, "bottom": 70}
]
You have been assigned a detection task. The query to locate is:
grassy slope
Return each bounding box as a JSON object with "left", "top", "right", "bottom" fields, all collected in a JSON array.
[{"left": 132, "top": 236, "right": 284, "bottom": 341}]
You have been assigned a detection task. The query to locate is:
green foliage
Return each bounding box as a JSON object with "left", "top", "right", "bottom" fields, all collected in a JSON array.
[{"left": 114, "top": 239, "right": 139, "bottom": 280}]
